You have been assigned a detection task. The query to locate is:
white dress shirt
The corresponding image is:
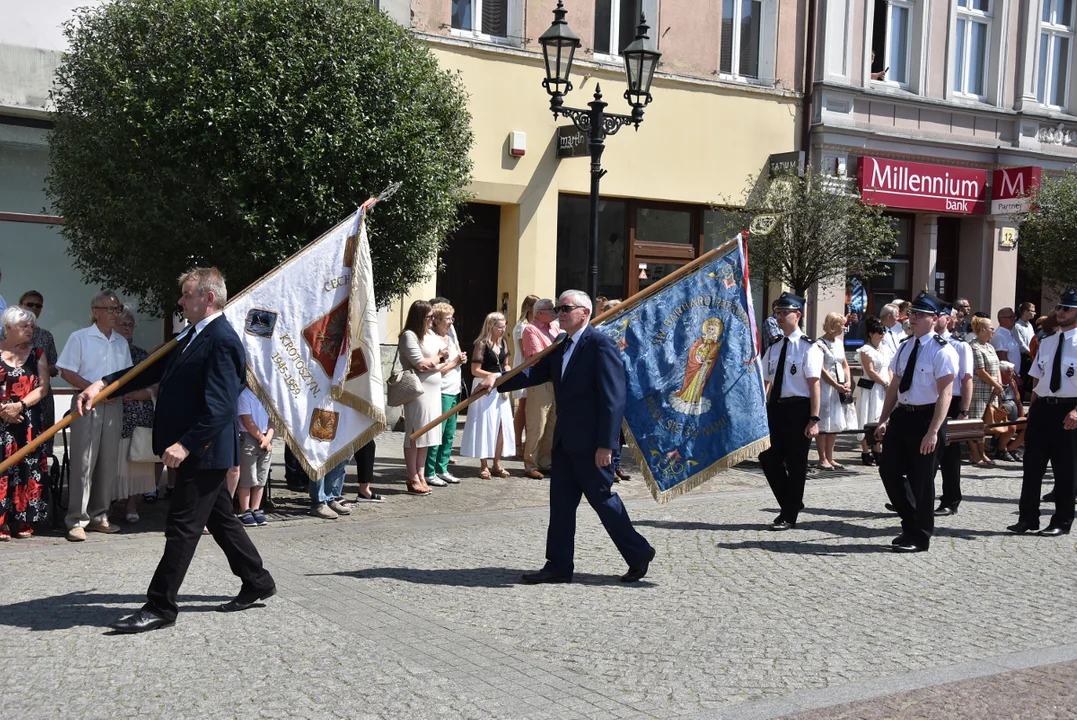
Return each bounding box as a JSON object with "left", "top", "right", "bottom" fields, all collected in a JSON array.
[
  {"left": 990, "top": 326, "right": 1022, "bottom": 375},
  {"left": 178, "top": 310, "right": 223, "bottom": 351},
  {"left": 56, "top": 323, "right": 133, "bottom": 383},
  {"left": 889, "top": 332, "right": 959, "bottom": 406},
  {"left": 941, "top": 331, "right": 973, "bottom": 398},
  {"left": 560, "top": 326, "right": 587, "bottom": 378},
  {"left": 764, "top": 329, "right": 823, "bottom": 399},
  {"left": 1013, "top": 319, "right": 1034, "bottom": 354},
  {"left": 881, "top": 324, "right": 905, "bottom": 359},
  {"left": 1030, "top": 328, "right": 1077, "bottom": 398}
]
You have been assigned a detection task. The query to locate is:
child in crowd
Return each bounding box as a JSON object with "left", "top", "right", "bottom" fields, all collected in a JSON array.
[{"left": 236, "top": 387, "right": 274, "bottom": 527}]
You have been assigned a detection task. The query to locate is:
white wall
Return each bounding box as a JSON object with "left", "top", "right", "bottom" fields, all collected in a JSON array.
[{"left": 0, "top": 128, "right": 164, "bottom": 384}]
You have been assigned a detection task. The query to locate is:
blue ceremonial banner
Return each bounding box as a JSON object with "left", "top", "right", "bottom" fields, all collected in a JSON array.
[{"left": 596, "top": 236, "right": 770, "bottom": 502}]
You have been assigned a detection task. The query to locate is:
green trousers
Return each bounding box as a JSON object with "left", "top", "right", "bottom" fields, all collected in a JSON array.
[{"left": 424, "top": 392, "right": 459, "bottom": 477}]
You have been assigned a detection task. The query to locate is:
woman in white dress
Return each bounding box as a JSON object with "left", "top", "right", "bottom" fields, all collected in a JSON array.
[
  {"left": 461, "top": 312, "right": 516, "bottom": 478},
  {"left": 855, "top": 316, "right": 891, "bottom": 466},
  {"left": 511, "top": 295, "right": 538, "bottom": 453},
  {"left": 398, "top": 300, "right": 450, "bottom": 495},
  {"left": 815, "top": 312, "right": 856, "bottom": 470}
]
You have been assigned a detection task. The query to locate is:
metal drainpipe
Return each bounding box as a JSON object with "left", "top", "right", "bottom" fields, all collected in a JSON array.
[{"left": 801, "top": 0, "right": 818, "bottom": 163}]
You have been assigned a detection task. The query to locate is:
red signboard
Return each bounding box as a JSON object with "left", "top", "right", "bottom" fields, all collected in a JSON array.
[
  {"left": 858, "top": 156, "right": 987, "bottom": 215},
  {"left": 991, "top": 166, "right": 1041, "bottom": 215}
]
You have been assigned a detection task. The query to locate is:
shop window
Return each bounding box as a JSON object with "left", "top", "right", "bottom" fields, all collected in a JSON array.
[
  {"left": 593, "top": 0, "right": 659, "bottom": 58},
  {"left": 636, "top": 205, "right": 692, "bottom": 245},
  {"left": 451, "top": 0, "right": 519, "bottom": 43},
  {"left": 720, "top": 0, "right": 762, "bottom": 79},
  {"left": 556, "top": 195, "right": 628, "bottom": 301},
  {"left": 871, "top": 0, "right": 913, "bottom": 86},
  {"left": 953, "top": 0, "right": 990, "bottom": 98},
  {"left": 1038, "top": 0, "right": 1074, "bottom": 108},
  {"left": 861, "top": 214, "right": 913, "bottom": 316}
]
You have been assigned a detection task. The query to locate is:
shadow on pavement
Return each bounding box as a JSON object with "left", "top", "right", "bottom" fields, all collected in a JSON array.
[
  {"left": 0, "top": 590, "right": 231, "bottom": 631},
  {"left": 315, "top": 567, "right": 656, "bottom": 588},
  {"left": 714, "top": 539, "right": 892, "bottom": 555}
]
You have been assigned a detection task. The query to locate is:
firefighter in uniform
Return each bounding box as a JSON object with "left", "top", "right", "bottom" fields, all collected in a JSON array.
[
  {"left": 1009, "top": 288, "right": 1077, "bottom": 536},
  {"left": 759, "top": 292, "right": 822, "bottom": 531},
  {"left": 874, "top": 292, "right": 958, "bottom": 552},
  {"left": 935, "top": 303, "right": 973, "bottom": 516}
]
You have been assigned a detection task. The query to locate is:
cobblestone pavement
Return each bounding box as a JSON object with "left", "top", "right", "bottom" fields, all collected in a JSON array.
[{"left": 2, "top": 432, "right": 1075, "bottom": 719}]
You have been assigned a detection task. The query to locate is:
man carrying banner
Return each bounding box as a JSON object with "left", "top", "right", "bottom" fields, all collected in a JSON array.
[
  {"left": 78, "top": 268, "right": 275, "bottom": 633},
  {"left": 477, "top": 290, "right": 655, "bottom": 583},
  {"left": 874, "top": 291, "right": 957, "bottom": 553},
  {"left": 759, "top": 292, "right": 822, "bottom": 531}
]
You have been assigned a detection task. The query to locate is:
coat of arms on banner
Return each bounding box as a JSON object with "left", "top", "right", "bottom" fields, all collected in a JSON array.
[
  {"left": 596, "top": 236, "right": 770, "bottom": 502},
  {"left": 224, "top": 207, "right": 386, "bottom": 479}
]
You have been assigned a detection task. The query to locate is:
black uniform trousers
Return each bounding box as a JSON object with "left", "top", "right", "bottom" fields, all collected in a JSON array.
[
  {"left": 937, "top": 397, "right": 963, "bottom": 510},
  {"left": 880, "top": 405, "right": 946, "bottom": 548},
  {"left": 145, "top": 464, "right": 274, "bottom": 621},
  {"left": 759, "top": 398, "right": 811, "bottom": 524},
  {"left": 1018, "top": 397, "right": 1077, "bottom": 529}
]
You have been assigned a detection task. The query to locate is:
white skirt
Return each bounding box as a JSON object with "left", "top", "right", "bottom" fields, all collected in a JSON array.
[
  {"left": 112, "top": 436, "right": 158, "bottom": 500},
  {"left": 460, "top": 378, "right": 517, "bottom": 460}
]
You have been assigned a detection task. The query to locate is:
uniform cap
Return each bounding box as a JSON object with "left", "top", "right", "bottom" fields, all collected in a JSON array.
[
  {"left": 772, "top": 292, "right": 805, "bottom": 312},
  {"left": 910, "top": 290, "right": 945, "bottom": 316},
  {"left": 1059, "top": 288, "right": 1077, "bottom": 309}
]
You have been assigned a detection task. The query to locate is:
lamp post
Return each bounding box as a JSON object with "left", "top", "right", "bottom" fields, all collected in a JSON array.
[{"left": 539, "top": 1, "right": 660, "bottom": 302}]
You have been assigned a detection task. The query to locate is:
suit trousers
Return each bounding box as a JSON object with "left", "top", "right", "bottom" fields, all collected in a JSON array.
[
  {"left": 759, "top": 399, "right": 811, "bottom": 524},
  {"left": 1018, "top": 398, "right": 1077, "bottom": 528},
  {"left": 524, "top": 382, "right": 556, "bottom": 472},
  {"left": 65, "top": 398, "right": 122, "bottom": 529},
  {"left": 145, "top": 464, "right": 274, "bottom": 621},
  {"left": 880, "top": 406, "right": 946, "bottom": 549},
  {"left": 937, "top": 397, "right": 964, "bottom": 509},
  {"left": 545, "top": 444, "right": 652, "bottom": 576}
]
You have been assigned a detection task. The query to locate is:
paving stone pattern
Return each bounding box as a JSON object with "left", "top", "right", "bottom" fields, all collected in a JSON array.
[{"left": 2, "top": 432, "right": 1075, "bottom": 719}]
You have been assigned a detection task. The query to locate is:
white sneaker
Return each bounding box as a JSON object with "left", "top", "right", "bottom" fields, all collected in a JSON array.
[
  {"left": 425, "top": 475, "right": 448, "bottom": 487},
  {"left": 438, "top": 473, "right": 461, "bottom": 484}
]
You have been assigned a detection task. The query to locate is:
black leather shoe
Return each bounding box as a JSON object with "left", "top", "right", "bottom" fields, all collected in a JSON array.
[
  {"left": 934, "top": 505, "right": 958, "bottom": 517},
  {"left": 891, "top": 533, "right": 908, "bottom": 546},
  {"left": 1007, "top": 521, "right": 1040, "bottom": 534},
  {"left": 218, "top": 585, "right": 277, "bottom": 613},
  {"left": 520, "top": 568, "right": 572, "bottom": 585},
  {"left": 771, "top": 520, "right": 795, "bottom": 531},
  {"left": 891, "top": 542, "right": 928, "bottom": 553},
  {"left": 109, "top": 609, "right": 174, "bottom": 634},
  {"left": 1043, "top": 491, "right": 1056, "bottom": 502},
  {"left": 621, "top": 547, "right": 656, "bottom": 583},
  {"left": 884, "top": 503, "right": 897, "bottom": 512},
  {"left": 1038, "top": 525, "right": 1071, "bottom": 537}
]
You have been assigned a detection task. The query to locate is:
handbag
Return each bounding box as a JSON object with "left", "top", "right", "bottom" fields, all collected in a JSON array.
[
  {"left": 128, "top": 426, "right": 157, "bottom": 463},
  {"left": 856, "top": 378, "right": 876, "bottom": 390},
  {"left": 982, "top": 399, "right": 1011, "bottom": 437}
]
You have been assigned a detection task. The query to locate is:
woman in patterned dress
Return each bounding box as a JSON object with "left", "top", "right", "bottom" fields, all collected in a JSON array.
[
  {"left": 0, "top": 306, "right": 51, "bottom": 540},
  {"left": 969, "top": 315, "right": 1004, "bottom": 468}
]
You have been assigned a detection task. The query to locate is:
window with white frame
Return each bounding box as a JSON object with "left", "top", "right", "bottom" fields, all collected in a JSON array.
[
  {"left": 720, "top": 0, "right": 763, "bottom": 78},
  {"left": 452, "top": 0, "right": 509, "bottom": 39},
  {"left": 953, "top": 0, "right": 990, "bottom": 98},
  {"left": 594, "top": 0, "right": 658, "bottom": 57},
  {"left": 1038, "top": 0, "right": 1074, "bottom": 108},
  {"left": 870, "top": 0, "right": 913, "bottom": 86}
]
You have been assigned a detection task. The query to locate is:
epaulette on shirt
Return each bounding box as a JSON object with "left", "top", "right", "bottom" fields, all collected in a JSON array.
[
  {"left": 899, "top": 335, "right": 914, "bottom": 343},
  {"left": 934, "top": 335, "right": 948, "bottom": 346},
  {"left": 800, "top": 335, "right": 814, "bottom": 343}
]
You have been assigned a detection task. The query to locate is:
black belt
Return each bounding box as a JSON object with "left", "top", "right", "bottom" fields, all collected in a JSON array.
[
  {"left": 771, "top": 396, "right": 809, "bottom": 404},
  {"left": 1040, "top": 397, "right": 1077, "bottom": 405},
  {"left": 896, "top": 403, "right": 934, "bottom": 412}
]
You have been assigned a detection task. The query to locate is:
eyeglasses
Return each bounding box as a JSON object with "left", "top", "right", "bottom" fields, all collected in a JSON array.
[
  {"left": 424, "top": 314, "right": 433, "bottom": 320},
  {"left": 554, "top": 305, "right": 586, "bottom": 314},
  {"left": 908, "top": 310, "right": 934, "bottom": 319},
  {"left": 117, "top": 322, "right": 135, "bottom": 329},
  {"left": 22, "top": 303, "right": 42, "bottom": 310},
  {"left": 1056, "top": 305, "right": 1077, "bottom": 313},
  {"left": 94, "top": 305, "right": 124, "bottom": 314},
  {"left": 773, "top": 309, "right": 798, "bottom": 317}
]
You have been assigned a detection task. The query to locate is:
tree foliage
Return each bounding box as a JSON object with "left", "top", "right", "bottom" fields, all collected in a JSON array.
[
  {"left": 716, "top": 167, "right": 899, "bottom": 298},
  {"left": 1015, "top": 170, "right": 1077, "bottom": 289},
  {"left": 47, "top": 0, "right": 473, "bottom": 315}
]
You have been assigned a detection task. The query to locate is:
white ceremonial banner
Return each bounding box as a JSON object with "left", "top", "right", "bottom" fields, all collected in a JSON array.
[{"left": 224, "top": 206, "right": 386, "bottom": 479}]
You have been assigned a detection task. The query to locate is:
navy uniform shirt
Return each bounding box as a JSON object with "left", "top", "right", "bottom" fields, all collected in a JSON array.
[
  {"left": 889, "top": 332, "right": 959, "bottom": 406},
  {"left": 764, "top": 329, "right": 823, "bottom": 399},
  {"left": 1030, "top": 328, "right": 1077, "bottom": 398}
]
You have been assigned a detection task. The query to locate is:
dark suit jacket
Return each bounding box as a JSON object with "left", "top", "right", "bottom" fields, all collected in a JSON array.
[
  {"left": 104, "top": 314, "right": 245, "bottom": 470},
  {"left": 500, "top": 325, "right": 625, "bottom": 454}
]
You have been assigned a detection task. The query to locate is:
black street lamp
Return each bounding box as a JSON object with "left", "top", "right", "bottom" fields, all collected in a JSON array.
[{"left": 539, "top": 1, "right": 660, "bottom": 302}]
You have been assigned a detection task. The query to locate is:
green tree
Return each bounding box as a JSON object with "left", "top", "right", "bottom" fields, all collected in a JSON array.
[
  {"left": 47, "top": 0, "right": 473, "bottom": 315},
  {"left": 1015, "top": 170, "right": 1077, "bottom": 289},
  {"left": 716, "top": 167, "right": 899, "bottom": 299}
]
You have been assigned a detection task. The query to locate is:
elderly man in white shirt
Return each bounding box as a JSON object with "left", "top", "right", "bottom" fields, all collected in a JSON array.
[
  {"left": 57, "top": 290, "right": 133, "bottom": 541},
  {"left": 879, "top": 302, "right": 905, "bottom": 363},
  {"left": 991, "top": 307, "right": 1022, "bottom": 377}
]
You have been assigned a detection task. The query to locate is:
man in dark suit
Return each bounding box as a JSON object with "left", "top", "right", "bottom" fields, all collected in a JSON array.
[
  {"left": 478, "top": 290, "right": 655, "bottom": 583},
  {"left": 77, "top": 267, "right": 275, "bottom": 633}
]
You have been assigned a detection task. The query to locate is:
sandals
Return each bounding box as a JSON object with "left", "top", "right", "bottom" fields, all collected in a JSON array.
[
  {"left": 491, "top": 466, "right": 510, "bottom": 478},
  {"left": 0, "top": 524, "right": 9, "bottom": 541},
  {"left": 479, "top": 468, "right": 492, "bottom": 480},
  {"left": 14, "top": 524, "right": 32, "bottom": 539},
  {"left": 974, "top": 460, "right": 997, "bottom": 469},
  {"left": 406, "top": 479, "right": 431, "bottom": 495}
]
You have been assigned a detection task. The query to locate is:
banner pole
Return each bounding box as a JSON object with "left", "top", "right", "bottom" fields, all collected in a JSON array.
[
  {"left": 0, "top": 337, "right": 179, "bottom": 476},
  {"left": 408, "top": 234, "right": 748, "bottom": 442}
]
